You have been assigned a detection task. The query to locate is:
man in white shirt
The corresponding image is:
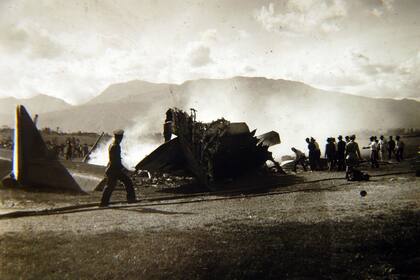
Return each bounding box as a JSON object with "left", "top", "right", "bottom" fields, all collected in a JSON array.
[
  {"left": 378, "top": 135, "right": 387, "bottom": 161},
  {"left": 363, "top": 136, "right": 379, "bottom": 168}
]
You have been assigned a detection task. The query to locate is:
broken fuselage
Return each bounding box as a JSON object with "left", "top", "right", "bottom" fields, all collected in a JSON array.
[{"left": 136, "top": 108, "right": 281, "bottom": 187}]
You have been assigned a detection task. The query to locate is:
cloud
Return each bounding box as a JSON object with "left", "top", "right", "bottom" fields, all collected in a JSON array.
[
  {"left": 185, "top": 29, "right": 219, "bottom": 68},
  {"left": 352, "top": 52, "right": 400, "bottom": 76},
  {"left": 350, "top": 51, "right": 420, "bottom": 99},
  {"left": 243, "top": 65, "right": 256, "bottom": 73},
  {"left": 0, "top": 23, "right": 63, "bottom": 59},
  {"left": 186, "top": 43, "right": 213, "bottom": 67},
  {"left": 381, "top": 0, "right": 395, "bottom": 11},
  {"left": 238, "top": 29, "right": 250, "bottom": 39},
  {"left": 255, "top": 0, "right": 347, "bottom": 35},
  {"left": 371, "top": 8, "right": 383, "bottom": 17},
  {"left": 200, "top": 29, "right": 218, "bottom": 43},
  {"left": 370, "top": 0, "right": 394, "bottom": 17},
  {"left": 0, "top": 24, "right": 29, "bottom": 52}
]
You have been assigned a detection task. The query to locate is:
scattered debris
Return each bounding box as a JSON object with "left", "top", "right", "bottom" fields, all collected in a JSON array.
[{"left": 136, "top": 108, "right": 284, "bottom": 188}]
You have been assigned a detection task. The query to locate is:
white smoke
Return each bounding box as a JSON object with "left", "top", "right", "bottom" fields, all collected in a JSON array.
[
  {"left": 88, "top": 121, "right": 162, "bottom": 170},
  {"left": 181, "top": 79, "right": 351, "bottom": 160},
  {"left": 89, "top": 77, "right": 371, "bottom": 167}
]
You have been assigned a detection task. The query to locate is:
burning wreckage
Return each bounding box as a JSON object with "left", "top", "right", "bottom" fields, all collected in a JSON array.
[
  {"left": 136, "top": 108, "right": 284, "bottom": 188},
  {"left": 1, "top": 105, "right": 283, "bottom": 193}
]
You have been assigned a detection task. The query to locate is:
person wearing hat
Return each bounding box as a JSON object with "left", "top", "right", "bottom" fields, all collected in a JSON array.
[
  {"left": 100, "top": 129, "right": 136, "bottom": 207},
  {"left": 336, "top": 135, "right": 346, "bottom": 171},
  {"left": 345, "top": 135, "right": 362, "bottom": 179},
  {"left": 324, "top": 137, "right": 336, "bottom": 171},
  {"left": 378, "top": 135, "right": 387, "bottom": 161},
  {"left": 363, "top": 136, "right": 379, "bottom": 168},
  {"left": 387, "top": 136, "right": 396, "bottom": 160},
  {"left": 305, "top": 137, "right": 316, "bottom": 171}
]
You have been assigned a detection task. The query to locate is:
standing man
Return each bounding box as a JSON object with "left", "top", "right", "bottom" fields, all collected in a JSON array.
[
  {"left": 100, "top": 129, "right": 136, "bottom": 207},
  {"left": 345, "top": 135, "right": 362, "bottom": 179},
  {"left": 378, "top": 135, "right": 387, "bottom": 161},
  {"left": 325, "top": 138, "right": 336, "bottom": 171},
  {"left": 395, "top": 135, "right": 405, "bottom": 162},
  {"left": 336, "top": 135, "right": 346, "bottom": 171},
  {"left": 311, "top": 137, "right": 321, "bottom": 170},
  {"left": 306, "top": 138, "right": 316, "bottom": 171},
  {"left": 363, "top": 136, "right": 379, "bottom": 168},
  {"left": 387, "top": 136, "right": 396, "bottom": 160},
  {"left": 65, "top": 140, "right": 73, "bottom": 160}
]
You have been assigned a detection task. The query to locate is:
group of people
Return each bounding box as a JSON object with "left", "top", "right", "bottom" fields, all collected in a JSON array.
[
  {"left": 45, "top": 138, "right": 90, "bottom": 160},
  {"left": 64, "top": 139, "right": 90, "bottom": 160},
  {"left": 361, "top": 135, "right": 405, "bottom": 167},
  {"left": 291, "top": 134, "right": 406, "bottom": 179},
  {"left": 99, "top": 128, "right": 407, "bottom": 206}
]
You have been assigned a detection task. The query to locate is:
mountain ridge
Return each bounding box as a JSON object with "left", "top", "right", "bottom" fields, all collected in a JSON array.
[{"left": 0, "top": 77, "right": 418, "bottom": 135}]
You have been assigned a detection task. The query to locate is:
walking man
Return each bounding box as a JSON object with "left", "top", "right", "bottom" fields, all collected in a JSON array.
[{"left": 100, "top": 129, "right": 136, "bottom": 207}]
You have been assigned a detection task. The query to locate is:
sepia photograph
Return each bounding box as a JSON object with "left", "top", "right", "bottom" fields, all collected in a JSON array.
[{"left": 0, "top": 0, "right": 419, "bottom": 279}]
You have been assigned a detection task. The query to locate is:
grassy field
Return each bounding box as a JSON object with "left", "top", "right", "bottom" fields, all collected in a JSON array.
[
  {"left": 1, "top": 211, "right": 419, "bottom": 279},
  {"left": 0, "top": 133, "right": 418, "bottom": 279}
]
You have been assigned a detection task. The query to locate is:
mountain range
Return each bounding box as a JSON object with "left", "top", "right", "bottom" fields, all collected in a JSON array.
[{"left": 0, "top": 77, "right": 419, "bottom": 137}]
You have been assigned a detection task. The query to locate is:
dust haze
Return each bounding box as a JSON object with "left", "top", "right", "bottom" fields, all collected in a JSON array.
[{"left": 89, "top": 77, "right": 392, "bottom": 168}]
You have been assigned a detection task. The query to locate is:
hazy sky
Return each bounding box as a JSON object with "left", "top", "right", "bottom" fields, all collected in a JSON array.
[{"left": 0, "top": 0, "right": 419, "bottom": 104}]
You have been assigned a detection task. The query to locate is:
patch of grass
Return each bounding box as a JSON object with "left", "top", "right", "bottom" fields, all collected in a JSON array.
[{"left": 1, "top": 211, "right": 419, "bottom": 279}]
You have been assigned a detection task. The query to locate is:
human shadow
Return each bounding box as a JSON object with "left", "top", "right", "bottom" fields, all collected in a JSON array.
[{"left": 0, "top": 203, "right": 194, "bottom": 220}]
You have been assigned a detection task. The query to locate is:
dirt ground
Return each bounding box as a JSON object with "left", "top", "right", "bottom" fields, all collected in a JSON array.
[{"left": 0, "top": 159, "right": 419, "bottom": 279}]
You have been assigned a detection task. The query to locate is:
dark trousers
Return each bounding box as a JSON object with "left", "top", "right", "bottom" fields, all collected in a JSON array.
[
  {"left": 327, "top": 157, "right": 336, "bottom": 171},
  {"left": 388, "top": 149, "right": 395, "bottom": 160},
  {"left": 308, "top": 153, "right": 316, "bottom": 171},
  {"left": 337, "top": 156, "right": 345, "bottom": 171},
  {"left": 396, "top": 148, "right": 404, "bottom": 162},
  {"left": 315, "top": 150, "right": 321, "bottom": 170},
  {"left": 100, "top": 171, "right": 136, "bottom": 206}
]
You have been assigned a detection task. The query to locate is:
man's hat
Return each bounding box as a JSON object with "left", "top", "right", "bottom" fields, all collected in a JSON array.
[{"left": 113, "top": 129, "right": 124, "bottom": 136}]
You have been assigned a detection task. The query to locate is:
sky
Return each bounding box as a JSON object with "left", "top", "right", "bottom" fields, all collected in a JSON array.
[{"left": 0, "top": 0, "right": 419, "bottom": 104}]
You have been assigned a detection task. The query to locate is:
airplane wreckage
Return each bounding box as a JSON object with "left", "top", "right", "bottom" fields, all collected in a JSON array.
[
  {"left": 1, "top": 105, "right": 283, "bottom": 193},
  {"left": 1, "top": 105, "right": 104, "bottom": 193},
  {"left": 136, "top": 108, "right": 284, "bottom": 187}
]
